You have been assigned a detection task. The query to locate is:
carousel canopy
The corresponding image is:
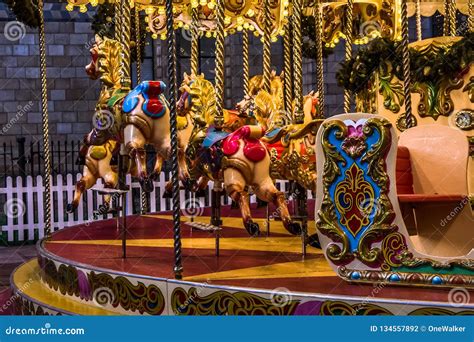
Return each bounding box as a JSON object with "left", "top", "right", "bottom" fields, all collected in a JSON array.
[
  {"left": 66, "top": 0, "right": 468, "bottom": 44},
  {"left": 66, "top": 0, "right": 291, "bottom": 39}
]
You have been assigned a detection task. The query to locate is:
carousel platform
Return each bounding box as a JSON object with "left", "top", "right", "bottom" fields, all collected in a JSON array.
[{"left": 10, "top": 202, "right": 474, "bottom": 316}]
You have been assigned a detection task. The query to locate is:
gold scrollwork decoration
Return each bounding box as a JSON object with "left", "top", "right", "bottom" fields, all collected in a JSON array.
[
  {"left": 463, "top": 76, "right": 474, "bottom": 103},
  {"left": 320, "top": 300, "right": 474, "bottom": 315},
  {"left": 317, "top": 120, "right": 353, "bottom": 264},
  {"left": 378, "top": 68, "right": 404, "bottom": 113},
  {"left": 413, "top": 76, "right": 464, "bottom": 120},
  {"left": 320, "top": 300, "right": 393, "bottom": 316},
  {"left": 396, "top": 112, "right": 418, "bottom": 132},
  {"left": 171, "top": 287, "right": 299, "bottom": 315},
  {"left": 356, "top": 118, "right": 397, "bottom": 265},
  {"left": 88, "top": 272, "right": 166, "bottom": 315}
]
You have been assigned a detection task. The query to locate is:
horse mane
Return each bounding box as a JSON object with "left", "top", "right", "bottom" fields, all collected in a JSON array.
[
  {"left": 254, "top": 90, "right": 283, "bottom": 129},
  {"left": 189, "top": 74, "right": 217, "bottom": 126},
  {"left": 97, "top": 37, "right": 123, "bottom": 89}
]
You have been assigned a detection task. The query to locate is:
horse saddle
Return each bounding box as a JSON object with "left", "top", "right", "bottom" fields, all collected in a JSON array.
[
  {"left": 203, "top": 126, "right": 230, "bottom": 148},
  {"left": 123, "top": 81, "right": 168, "bottom": 118},
  {"left": 222, "top": 125, "right": 267, "bottom": 162}
]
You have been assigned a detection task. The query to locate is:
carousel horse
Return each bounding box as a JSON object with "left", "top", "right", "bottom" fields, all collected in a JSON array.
[
  {"left": 68, "top": 36, "right": 173, "bottom": 212},
  {"left": 176, "top": 73, "right": 301, "bottom": 236},
  {"left": 237, "top": 86, "right": 322, "bottom": 192},
  {"left": 67, "top": 140, "right": 118, "bottom": 213},
  {"left": 165, "top": 72, "right": 249, "bottom": 195}
]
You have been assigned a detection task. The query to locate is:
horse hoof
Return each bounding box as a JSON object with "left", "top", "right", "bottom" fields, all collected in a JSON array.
[
  {"left": 307, "top": 234, "right": 321, "bottom": 249},
  {"left": 66, "top": 203, "right": 75, "bottom": 213},
  {"left": 285, "top": 222, "right": 302, "bottom": 235},
  {"left": 244, "top": 222, "right": 260, "bottom": 237},
  {"left": 140, "top": 178, "right": 154, "bottom": 193}
]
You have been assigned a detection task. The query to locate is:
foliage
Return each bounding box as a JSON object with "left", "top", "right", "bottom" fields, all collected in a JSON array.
[
  {"left": 336, "top": 32, "right": 474, "bottom": 92},
  {"left": 2, "top": 0, "right": 40, "bottom": 28}
]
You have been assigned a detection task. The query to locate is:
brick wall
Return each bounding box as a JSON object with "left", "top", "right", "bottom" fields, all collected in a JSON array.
[{"left": 0, "top": 3, "right": 98, "bottom": 144}]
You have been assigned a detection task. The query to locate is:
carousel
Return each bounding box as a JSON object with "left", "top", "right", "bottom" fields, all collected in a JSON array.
[{"left": 9, "top": 0, "right": 474, "bottom": 315}]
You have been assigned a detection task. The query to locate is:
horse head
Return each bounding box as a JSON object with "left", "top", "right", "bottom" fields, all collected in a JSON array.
[
  {"left": 302, "top": 90, "right": 320, "bottom": 123},
  {"left": 85, "top": 35, "right": 102, "bottom": 80}
]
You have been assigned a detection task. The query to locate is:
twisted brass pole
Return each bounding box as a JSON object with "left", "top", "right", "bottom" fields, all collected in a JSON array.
[
  {"left": 166, "top": 0, "right": 183, "bottom": 279},
  {"left": 443, "top": 0, "right": 451, "bottom": 35},
  {"left": 343, "top": 0, "right": 354, "bottom": 113},
  {"left": 134, "top": 7, "right": 148, "bottom": 215},
  {"left": 135, "top": 9, "right": 142, "bottom": 83},
  {"left": 214, "top": 0, "right": 225, "bottom": 130},
  {"left": 242, "top": 30, "right": 250, "bottom": 96},
  {"left": 38, "top": 0, "right": 52, "bottom": 238},
  {"left": 283, "top": 20, "right": 293, "bottom": 113},
  {"left": 292, "top": 0, "right": 304, "bottom": 123},
  {"left": 120, "top": 0, "right": 132, "bottom": 89},
  {"left": 399, "top": 0, "right": 414, "bottom": 129},
  {"left": 262, "top": 0, "right": 272, "bottom": 93},
  {"left": 115, "top": 2, "right": 122, "bottom": 42},
  {"left": 469, "top": 0, "right": 474, "bottom": 32},
  {"left": 191, "top": 5, "right": 200, "bottom": 76},
  {"left": 448, "top": 0, "right": 457, "bottom": 36},
  {"left": 415, "top": 0, "right": 422, "bottom": 41},
  {"left": 314, "top": 0, "right": 325, "bottom": 116}
]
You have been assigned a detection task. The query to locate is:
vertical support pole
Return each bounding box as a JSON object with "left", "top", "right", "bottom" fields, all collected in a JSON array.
[
  {"left": 343, "top": 0, "right": 354, "bottom": 113},
  {"left": 291, "top": 0, "right": 307, "bottom": 255},
  {"left": 444, "top": 0, "right": 451, "bottom": 35},
  {"left": 121, "top": 191, "right": 127, "bottom": 258},
  {"left": 415, "top": 0, "right": 422, "bottom": 41},
  {"left": 242, "top": 30, "right": 250, "bottom": 97},
  {"left": 120, "top": 0, "right": 132, "bottom": 90},
  {"left": 135, "top": 7, "right": 148, "bottom": 215},
  {"left": 292, "top": 0, "right": 304, "bottom": 123},
  {"left": 262, "top": 0, "right": 272, "bottom": 92},
  {"left": 135, "top": 9, "right": 142, "bottom": 83},
  {"left": 469, "top": 0, "right": 474, "bottom": 32},
  {"left": 211, "top": 0, "right": 225, "bottom": 237},
  {"left": 399, "top": 0, "right": 414, "bottom": 129},
  {"left": 448, "top": 0, "right": 457, "bottom": 36},
  {"left": 283, "top": 20, "right": 293, "bottom": 113},
  {"left": 166, "top": 0, "right": 183, "bottom": 279},
  {"left": 38, "top": 0, "right": 52, "bottom": 238},
  {"left": 115, "top": 2, "right": 122, "bottom": 42},
  {"left": 314, "top": 0, "right": 325, "bottom": 116},
  {"left": 262, "top": 0, "right": 273, "bottom": 228},
  {"left": 190, "top": 4, "right": 200, "bottom": 76},
  {"left": 211, "top": 181, "right": 222, "bottom": 256},
  {"left": 214, "top": 0, "right": 225, "bottom": 130}
]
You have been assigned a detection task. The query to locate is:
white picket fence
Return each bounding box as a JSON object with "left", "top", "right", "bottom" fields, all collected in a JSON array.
[{"left": 0, "top": 173, "right": 305, "bottom": 243}]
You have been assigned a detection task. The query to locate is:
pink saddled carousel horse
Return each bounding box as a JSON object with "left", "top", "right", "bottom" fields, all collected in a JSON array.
[
  {"left": 176, "top": 73, "right": 301, "bottom": 236},
  {"left": 237, "top": 82, "right": 322, "bottom": 192}
]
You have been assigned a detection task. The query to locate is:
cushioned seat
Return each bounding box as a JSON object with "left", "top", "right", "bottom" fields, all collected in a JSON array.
[{"left": 395, "top": 146, "right": 466, "bottom": 202}]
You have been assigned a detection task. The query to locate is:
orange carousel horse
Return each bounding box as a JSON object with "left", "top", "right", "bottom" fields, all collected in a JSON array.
[
  {"left": 237, "top": 78, "right": 322, "bottom": 192},
  {"left": 176, "top": 73, "right": 301, "bottom": 236}
]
